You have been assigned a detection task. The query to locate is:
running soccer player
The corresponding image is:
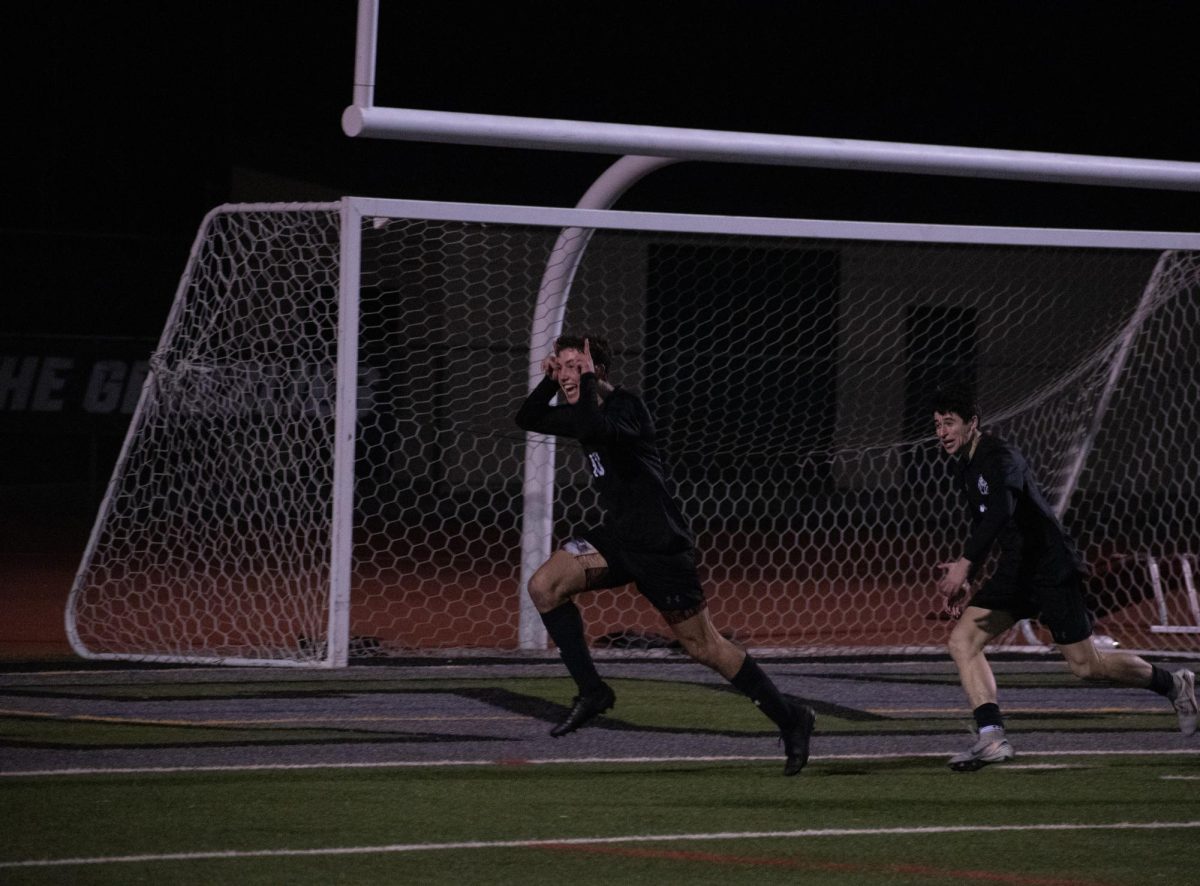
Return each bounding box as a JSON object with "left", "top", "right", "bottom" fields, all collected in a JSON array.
[
  {"left": 932, "top": 385, "right": 1197, "bottom": 770},
  {"left": 516, "top": 335, "right": 816, "bottom": 775}
]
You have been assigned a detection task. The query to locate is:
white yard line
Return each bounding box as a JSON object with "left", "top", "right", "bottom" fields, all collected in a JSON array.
[
  {"left": 4, "top": 820, "right": 1200, "bottom": 869},
  {"left": 3, "top": 747, "right": 1197, "bottom": 778}
]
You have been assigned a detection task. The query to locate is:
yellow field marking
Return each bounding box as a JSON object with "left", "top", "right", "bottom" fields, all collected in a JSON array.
[
  {"left": 0, "top": 708, "right": 522, "bottom": 727},
  {"left": 866, "top": 706, "right": 1160, "bottom": 715}
]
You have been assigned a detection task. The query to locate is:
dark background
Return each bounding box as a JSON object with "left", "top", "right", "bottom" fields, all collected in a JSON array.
[
  {"left": 4, "top": 0, "right": 1199, "bottom": 554},
  {"left": 8, "top": 1, "right": 1200, "bottom": 339}
]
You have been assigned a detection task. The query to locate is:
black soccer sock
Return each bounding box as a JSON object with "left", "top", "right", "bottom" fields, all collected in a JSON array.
[
  {"left": 730, "top": 653, "right": 795, "bottom": 730},
  {"left": 973, "top": 702, "right": 1005, "bottom": 731},
  {"left": 540, "top": 602, "right": 605, "bottom": 695},
  {"left": 1148, "top": 664, "right": 1175, "bottom": 697}
]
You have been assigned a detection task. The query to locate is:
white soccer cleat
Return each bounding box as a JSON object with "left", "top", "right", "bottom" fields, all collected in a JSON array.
[
  {"left": 1172, "top": 669, "right": 1198, "bottom": 737},
  {"left": 949, "top": 728, "right": 1015, "bottom": 772}
]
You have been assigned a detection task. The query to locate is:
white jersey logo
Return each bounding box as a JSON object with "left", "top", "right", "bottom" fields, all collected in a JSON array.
[
  {"left": 977, "top": 475, "right": 989, "bottom": 495},
  {"left": 588, "top": 451, "right": 606, "bottom": 477}
]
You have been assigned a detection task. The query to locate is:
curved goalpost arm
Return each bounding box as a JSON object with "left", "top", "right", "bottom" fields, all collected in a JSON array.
[{"left": 517, "top": 157, "right": 680, "bottom": 649}]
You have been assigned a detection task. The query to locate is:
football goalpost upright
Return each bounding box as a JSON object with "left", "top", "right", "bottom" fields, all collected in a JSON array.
[{"left": 66, "top": 195, "right": 1200, "bottom": 666}]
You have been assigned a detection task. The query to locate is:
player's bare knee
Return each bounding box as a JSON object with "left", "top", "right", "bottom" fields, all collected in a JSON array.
[
  {"left": 1066, "top": 657, "right": 1105, "bottom": 681},
  {"left": 678, "top": 628, "right": 738, "bottom": 673},
  {"left": 1068, "top": 660, "right": 1098, "bottom": 680},
  {"left": 527, "top": 567, "right": 565, "bottom": 613},
  {"left": 668, "top": 620, "right": 713, "bottom": 665},
  {"left": 676, "top": 629, "right": 700, "bottom": 662},
  {"left": 947, "top": 630, "right": 976, "bottom": 665},
  {"left": 1058, "top": 640, "right": 1112, "bottom": 682},
  {"left": 678, "top": 634, "right": 717, "bottom": 668}
]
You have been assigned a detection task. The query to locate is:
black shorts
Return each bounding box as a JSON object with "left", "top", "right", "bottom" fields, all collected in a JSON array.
[
  {"left": 968, "top": 570, "right": 1094, "bottom": 645},
  {"left": 565, "top": 531, "right": 706, "bottom": 623}
]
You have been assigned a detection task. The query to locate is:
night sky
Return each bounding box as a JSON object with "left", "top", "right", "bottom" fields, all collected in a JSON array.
[{"left": 6, "top": 1, "right": 1200, "bottom": 339}]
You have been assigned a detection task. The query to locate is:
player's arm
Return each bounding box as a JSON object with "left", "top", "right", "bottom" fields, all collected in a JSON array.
[
  {"left": 515, "top": 354, "right": 576, "bottom": 437},
  {"left": 959, "top": 453, "right": 1016, "bottom": 573},
  {"left": 937, "top": 451, "right": 1013, "bottom": 610}
]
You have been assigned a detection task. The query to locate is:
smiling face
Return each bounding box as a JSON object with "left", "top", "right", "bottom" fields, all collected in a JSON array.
[
  {"left": 554, "top": 347, "right": 587, "bottom": 404},
  {"left": 933, "top": 410, "right": 979, "bottom": 457}
]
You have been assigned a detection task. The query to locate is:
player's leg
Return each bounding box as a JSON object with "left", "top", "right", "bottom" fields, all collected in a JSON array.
[
  {"left": 527, "top": 548, "right": 589, "bottom": 613},
  {"left": 1040, "top": 573, "right": 1197, "bottom": 736},
  {"left": 1056, "top": 640, "right": 1197, "bottom": 736},
  {"left": 527, "top": 542, "right": 616, "bottom": 736},
  {"left": 1057, "top": 635, "right": 1151, "bottom": 684},
  {"left": 947, "top": 605, "right": 1017, "bottom": 770},
  {"left": 667, "top": 607, "right": 815, "bottom": 775},
  {"left": 948, "top": 605, "right": 1013, "bottom": 709},
  {"left": 663, "top": 604, "right": 742, "bottom": 677}
]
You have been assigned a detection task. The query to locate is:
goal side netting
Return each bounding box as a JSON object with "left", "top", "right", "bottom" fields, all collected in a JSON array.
[{"left": 66, "top": 199, "right": 1200, "bottom": 665}]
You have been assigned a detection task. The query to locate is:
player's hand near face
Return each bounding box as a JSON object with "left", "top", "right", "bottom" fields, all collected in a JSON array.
[
  {"left": 541, "top": 352, "right": 560, "bottom": 381},
  {"left": 579, "top": 338, "right": 596, "bottom": 376}
]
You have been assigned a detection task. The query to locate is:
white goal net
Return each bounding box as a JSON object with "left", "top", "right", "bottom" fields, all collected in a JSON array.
[{"left": 67, "top": 198, "right": 1200, "bottom": 665}]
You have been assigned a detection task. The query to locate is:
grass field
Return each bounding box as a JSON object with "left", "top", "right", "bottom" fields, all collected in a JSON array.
[{"left": 3, "top": 661, "right": 1198, "bottom": 884}]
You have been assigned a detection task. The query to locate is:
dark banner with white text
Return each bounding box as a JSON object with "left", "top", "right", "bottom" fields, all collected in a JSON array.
[{"left": 0, "top": 335, "right": 156, "bottom": 486}]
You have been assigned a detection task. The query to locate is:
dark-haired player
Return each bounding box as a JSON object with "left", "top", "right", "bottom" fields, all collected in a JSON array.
[
  {"left": 516, "top": 335, "right": 815, "bottom": 775},
  {"left": 932, "top": 386, "right": 1196, "bottom": 770}
]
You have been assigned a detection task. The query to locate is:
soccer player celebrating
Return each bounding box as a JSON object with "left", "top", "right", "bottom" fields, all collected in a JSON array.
[
  {"left": 932, "top": 385, "right": 1197, "bottom": 770},
  {"left": 516, "top": 335, "right": 816, "bottom": 775}
]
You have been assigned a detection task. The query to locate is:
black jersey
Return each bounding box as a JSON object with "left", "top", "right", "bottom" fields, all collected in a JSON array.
[
  {"left": 515, "top": 373, "right": 695, "bottom": 553},
  {"left": 954, "top": 433, "right": 1083, "bottom": 584}
]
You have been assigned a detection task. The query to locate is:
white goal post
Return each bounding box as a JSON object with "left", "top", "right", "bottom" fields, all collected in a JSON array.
[{"left": 66, "top": 197, "right": 1200, "bottom": 666}]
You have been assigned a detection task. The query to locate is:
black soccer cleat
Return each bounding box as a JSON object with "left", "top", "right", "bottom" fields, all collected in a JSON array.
[
  {"left": 781, "top": 698, "right": 816, "bottom": 776},
  {"left": 550, "top": 684, "right": 616, "bottom": 737}
]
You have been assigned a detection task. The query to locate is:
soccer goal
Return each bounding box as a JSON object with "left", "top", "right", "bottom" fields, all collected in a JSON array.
[{"left": 66, "top": 197, "right": 1200, "bottom": 666}]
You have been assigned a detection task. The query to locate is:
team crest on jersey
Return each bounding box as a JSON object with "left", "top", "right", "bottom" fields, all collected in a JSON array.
[
  {"left": 977, "top": 475, "right": 989, "bottom": 495},
  {"left": 588, "top": 451, "right": 606, "bottom": 477}
]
